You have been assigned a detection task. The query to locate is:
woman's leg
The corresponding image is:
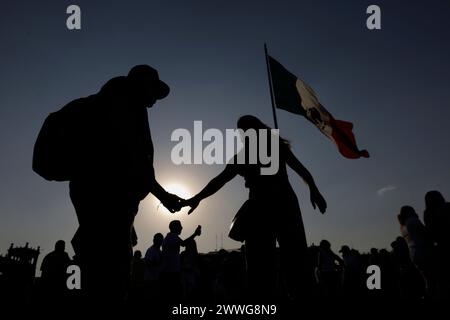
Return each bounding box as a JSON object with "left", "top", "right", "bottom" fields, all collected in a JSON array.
[
  {"left": 244, "top": 233, "right": 277, "bottom": 301},
  {"left": 277, "top": 213, "right": 311, "bottom": 300}
]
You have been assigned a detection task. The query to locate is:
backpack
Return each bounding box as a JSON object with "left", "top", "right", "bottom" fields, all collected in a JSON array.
[{"left": 32, "top": 97, "right": 92, "bottom": 181}]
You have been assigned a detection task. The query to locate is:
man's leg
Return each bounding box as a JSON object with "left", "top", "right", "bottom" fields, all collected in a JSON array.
[{"left": 70, "top": 184, "right": 138, "bottom": 304}]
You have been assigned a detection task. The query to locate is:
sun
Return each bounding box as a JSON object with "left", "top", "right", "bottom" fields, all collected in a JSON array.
[
  {"left": 165, "top": 182, "right": 192, "bottom": 200},
  {"left": 154, "top": 182, "right": 193, "bottom": 215}
]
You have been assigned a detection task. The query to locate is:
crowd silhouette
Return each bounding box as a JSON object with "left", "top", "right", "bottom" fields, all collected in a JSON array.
[
  {"left": 1, "top": 65, "right": 448, "bottom": 310},
  {"left": 1, "top": 189, "right": 450, "bottom": 309},
  {"left": 6, "top": 190, "right": 448, "bottom": 307}
]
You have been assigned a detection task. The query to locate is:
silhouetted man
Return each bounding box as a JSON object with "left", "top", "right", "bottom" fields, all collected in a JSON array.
[
  {"left": 144, "top": 233, "right": 164, "bottom": 286},
  {"left": 69, "top": 65, "right": 183, "bottom": 303},
  {"left": 160, "top": 221, "right": 201, "bottom": 302},
  {"left": 40, "top": 240, "right": 71, "bottom": 300}
]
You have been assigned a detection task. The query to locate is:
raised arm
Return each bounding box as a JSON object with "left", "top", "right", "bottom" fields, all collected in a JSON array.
[
  {"left": 285, "top": 147, "right": 327, "bottom": 213},
  {"left": 181, "top": 225, "right": 202, "bottom": 246},
  {"left": 186, "top": 164, "right": 238, "bottom": 214}
]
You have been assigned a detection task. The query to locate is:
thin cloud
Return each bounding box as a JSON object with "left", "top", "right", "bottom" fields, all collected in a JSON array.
[{"left": 377, "top": 185, "right": 397, "bottom": 196}]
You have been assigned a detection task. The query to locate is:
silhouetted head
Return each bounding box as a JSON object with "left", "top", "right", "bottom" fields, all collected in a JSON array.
[
  {"left": 153, "top": 233, "right": 164, "bottom": 247},
  {"left": 339, "top": 245, "right": 350, "bottom": 255},
  {"left": 127, "top": 65, "right": 170, "bottom": 108},
  {"left": 133, "top": 250, "right": 142, "bottom": 259},
  {"left": 397, "top": 205, "right": 418, "bottom": 225},
  {"left": 319, "top": 239, "right": 331, "bottom": 250},
  {"left": 55, "top": 240, "right": 65, "bottom": 253},
  {"left": 425, "top": 190, "right": 445, "bottom": 210},
  {"left": 169, "top": 220, "right": 183, "bottom": 235},
  {"left": 370, "top": 248, "right": 378, "bottom": 255},
  {"left": 237, "top": 115, "right": 290, "bottom": 146},
  {"left": 237, "top": 115, "right": 271, "bottom": 132}
]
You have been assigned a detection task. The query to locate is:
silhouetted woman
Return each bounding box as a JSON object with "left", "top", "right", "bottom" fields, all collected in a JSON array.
[
  {"left": 186, "top": 115, "right": 326, "bottom": 300},
  {"left": 397, "top": 205, "right": 434, "bottom": 295}
]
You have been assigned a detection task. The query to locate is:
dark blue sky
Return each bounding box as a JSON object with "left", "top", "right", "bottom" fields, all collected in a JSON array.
[{"left": 1, "top": 0, "right": 450, "bottom": 266}]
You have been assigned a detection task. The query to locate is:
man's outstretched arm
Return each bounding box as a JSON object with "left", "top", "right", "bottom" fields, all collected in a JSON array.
[{"left": 151, "top": 178, "right": 183, "bottom": 213}]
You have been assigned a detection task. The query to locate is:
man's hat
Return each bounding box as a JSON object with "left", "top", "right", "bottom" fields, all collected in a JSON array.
[
  {"left": 127, "top": 65, "right": 170, "bottom": 100},
  {"left": 339, "top": 245, "right": 350, "bottom": 253}
]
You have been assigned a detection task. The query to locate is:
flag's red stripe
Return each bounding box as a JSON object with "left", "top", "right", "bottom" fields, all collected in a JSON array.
[{"left": 330, "top": 119, "right": 369, "bottom": 159}]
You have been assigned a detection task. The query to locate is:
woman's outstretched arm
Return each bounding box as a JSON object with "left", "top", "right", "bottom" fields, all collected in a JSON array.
[
  {"left": 285, "top": 147, "right": 327, "bottom": 213},
  {"left": 186, "top": 164, "right": 238, "bottom": 214}
]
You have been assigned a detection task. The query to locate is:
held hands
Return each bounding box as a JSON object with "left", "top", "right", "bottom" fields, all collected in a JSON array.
[
  {"left": 160, "top": 191, "right": 200, "bottom": 214},
  {"left": 161, "top": 192, "right": 184, "bottom": 213},
  {"left": 310, "top": 187, "right": 327, "bottom": 214}
]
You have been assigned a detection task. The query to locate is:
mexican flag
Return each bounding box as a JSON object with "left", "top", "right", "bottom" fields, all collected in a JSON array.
[{"left": 268, "top": 55, "right": 369, "bottom": 159}]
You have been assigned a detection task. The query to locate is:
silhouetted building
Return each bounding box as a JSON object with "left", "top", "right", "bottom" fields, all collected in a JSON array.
[{"left": 0, "top": 242, "right": 40, "bottom": 302}]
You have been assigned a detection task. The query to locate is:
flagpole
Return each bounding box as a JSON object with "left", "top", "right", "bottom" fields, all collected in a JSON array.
[{"left": 264, "top": 43, "right": 279, "bottom": 129}]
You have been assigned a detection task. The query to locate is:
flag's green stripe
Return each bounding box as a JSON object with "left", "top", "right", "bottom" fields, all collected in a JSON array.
[{"left": 268, "top": 56, "right": 305, "bottom": 116}]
